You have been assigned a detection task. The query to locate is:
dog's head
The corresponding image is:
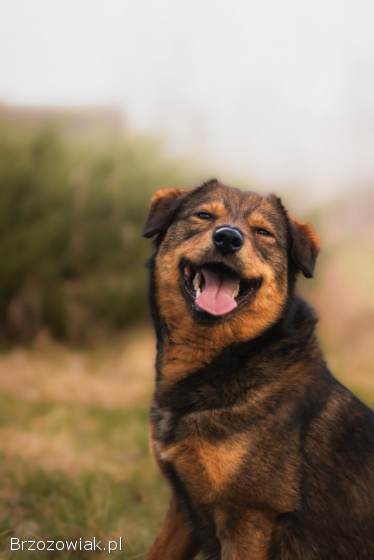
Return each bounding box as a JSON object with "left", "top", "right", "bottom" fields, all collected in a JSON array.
[{"left": 144, "top": 180, "right": 320, "bottom": 354}]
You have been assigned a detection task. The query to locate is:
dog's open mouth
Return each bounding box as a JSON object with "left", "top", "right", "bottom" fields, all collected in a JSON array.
[{"left": 182, "top": 261, "right": 262, "bottom": 317}]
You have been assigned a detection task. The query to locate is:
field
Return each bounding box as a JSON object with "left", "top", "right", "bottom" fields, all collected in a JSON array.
[{"left": 0, "top": 328, "right": 168, "bottom": 558}]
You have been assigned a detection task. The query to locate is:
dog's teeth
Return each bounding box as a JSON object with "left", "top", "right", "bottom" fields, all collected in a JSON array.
[
  {"left": 193, "top": 272, "right": 201, "bottom": 293},
  {"left": 232, "top": 284, "right": 240, "bottom": 298}
]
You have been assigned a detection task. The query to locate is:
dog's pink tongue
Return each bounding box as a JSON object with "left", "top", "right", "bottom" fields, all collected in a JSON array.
[{"left": 196, "top": 267, "right": 238, "bottom": 316}]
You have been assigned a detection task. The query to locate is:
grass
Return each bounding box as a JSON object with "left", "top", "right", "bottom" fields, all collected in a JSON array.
[
  {"left": 0, "top": 326, "right": 372, "bottom": 558},
  {"left": 0, "top": 328, "right": 170, "bottom": 558},
  {"left": 0, "top": 458, "right": 168, "bottom": 559},
  {"left": 0, "top": 397, "right": 170, "bottom": 558}
]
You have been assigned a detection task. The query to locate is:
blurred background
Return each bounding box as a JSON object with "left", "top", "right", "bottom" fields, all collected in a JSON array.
[{"left": 0, "top": 1, "right": 373, "bottom": 557}]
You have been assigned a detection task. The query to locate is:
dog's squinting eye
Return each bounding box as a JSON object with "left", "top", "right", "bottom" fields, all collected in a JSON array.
[
  {"left": 254, "top": 227, "right": 273, "bottom": 238},
  {"left": 195, "top": 211, "right": 215, "bottom": 220}
]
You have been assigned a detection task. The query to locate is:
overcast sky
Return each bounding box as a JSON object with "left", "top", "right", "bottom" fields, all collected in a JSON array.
[{"left": 1, "top": 0, "right": 374, "bottom": 199}]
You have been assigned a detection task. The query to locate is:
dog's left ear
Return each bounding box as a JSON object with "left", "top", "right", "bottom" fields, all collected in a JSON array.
[
  {"left": 289, "top": 217, "right": 320, "bottom": 278},
  {"left": 143, "top": 188, "right": 186, "bottom": 238},
  {"left": 267, "top": 194, "right": 320, "bottom": 279}
]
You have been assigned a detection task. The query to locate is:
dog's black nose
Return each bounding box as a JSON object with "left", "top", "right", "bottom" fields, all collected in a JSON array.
[{"left": 213, "top": 226, "right": 244, "bottom": 254}]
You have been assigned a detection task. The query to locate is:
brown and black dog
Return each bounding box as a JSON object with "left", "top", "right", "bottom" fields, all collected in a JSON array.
[{"left": 143, "top": 179, "right": 374, "bottom": 560}]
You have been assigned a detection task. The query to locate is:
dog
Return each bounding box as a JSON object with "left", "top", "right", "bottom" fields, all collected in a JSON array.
[{"left": 143, "top": 179, "right": 374, "bottom": 559}]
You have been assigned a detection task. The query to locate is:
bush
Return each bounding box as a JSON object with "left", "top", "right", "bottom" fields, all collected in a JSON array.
[{"left": 0, "top": 123, "right": 192, "bottom": 344}]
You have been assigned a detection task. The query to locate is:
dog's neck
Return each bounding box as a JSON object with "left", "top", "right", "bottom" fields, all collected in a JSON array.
[
  {"left": 152, "top": 297, "right": 323, "bottom": 417},
  {"left": 150, "top": 273, "right": 321, "bottom": 394}
]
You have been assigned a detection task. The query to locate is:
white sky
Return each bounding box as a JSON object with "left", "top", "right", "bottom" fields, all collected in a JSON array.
[{"left": 1, "top": 0, "right": 374, "bottom": 199}]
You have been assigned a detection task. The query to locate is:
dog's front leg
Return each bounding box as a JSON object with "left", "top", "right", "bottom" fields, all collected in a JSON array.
[
  {"left": 145, "top": 497, "right": 200, "bottom": 560},
  {"left": 218, "top": 510, "right": 273, "bottom": 560}
]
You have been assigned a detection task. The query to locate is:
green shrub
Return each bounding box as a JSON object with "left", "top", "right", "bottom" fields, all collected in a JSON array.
[{"left": 0, "top": 123, "right": 192, "bottom": 344}]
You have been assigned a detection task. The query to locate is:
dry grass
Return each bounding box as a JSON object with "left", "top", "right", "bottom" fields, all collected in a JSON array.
[
  {"left": 0, "top": 327, "right": 155, "bottom": 409},
  {"left": 0, "top": 326, "right": 168, "bottom": 558}
]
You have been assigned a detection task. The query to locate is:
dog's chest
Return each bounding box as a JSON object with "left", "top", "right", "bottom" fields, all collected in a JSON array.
[
  {"left": 151, "top": 404, "right": 301, "bottom": 514},
  {"left": 151, "top": 407, "right": 249, "bottom": 504}
]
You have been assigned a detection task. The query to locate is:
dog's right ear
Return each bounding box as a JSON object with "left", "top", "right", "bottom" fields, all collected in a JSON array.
[{"left": 143, "top": 188, "right": 186, "bottom": 238}]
